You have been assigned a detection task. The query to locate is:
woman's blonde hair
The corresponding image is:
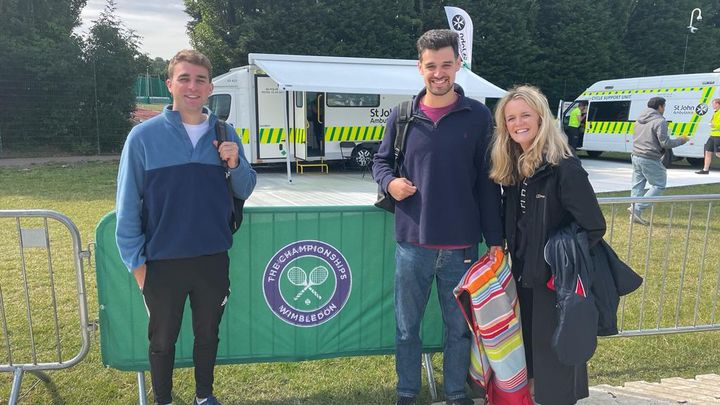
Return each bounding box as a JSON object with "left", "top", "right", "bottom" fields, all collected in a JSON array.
[{"left": 489, "top": 85, "right": 573, "bottom": 186}]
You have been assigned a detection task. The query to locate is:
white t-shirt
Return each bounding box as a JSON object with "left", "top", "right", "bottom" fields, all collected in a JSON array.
[{"left": 183, "top": 117, "right": 210, "bottom": 148}]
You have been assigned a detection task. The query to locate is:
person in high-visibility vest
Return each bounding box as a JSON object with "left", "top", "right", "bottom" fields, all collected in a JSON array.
[
  {"left": 696, "top": 98, "right": 720, "bottom": 174},
  {"left": 566, "top": 100, "right": 587, "bottom": 149}
]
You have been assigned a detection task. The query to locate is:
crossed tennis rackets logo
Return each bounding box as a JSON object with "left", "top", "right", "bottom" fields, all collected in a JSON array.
[
  {"left": 287, "top": 265, "right": 330, "bottom": 301},
  {"left": 263, "top": 240, "right": 352, "bottom": 327}
]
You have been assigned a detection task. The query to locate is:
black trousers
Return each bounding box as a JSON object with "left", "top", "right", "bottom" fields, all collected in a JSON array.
[
  {"left": 517, "top": 282, "right": 589, "bottom": 405},
  {"left": 566, "top": 127, "right": 581, "bottom": 149},
  {"left": 143, "top": 252, "right": 230, "bottom": 404}
]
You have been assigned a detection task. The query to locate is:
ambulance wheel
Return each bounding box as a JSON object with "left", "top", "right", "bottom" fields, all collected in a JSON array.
[
  {"left": 686, "top": 157, "right": 704, "bottom": 168},
  {"left": 352, "top": 147, "right": 373, "bottom": 168},
  {"left": 585, "top": 150, "right": 603, "bottom": 158},
  {"left": 661, "top": 149, "right": 673, "bottom": 168}
]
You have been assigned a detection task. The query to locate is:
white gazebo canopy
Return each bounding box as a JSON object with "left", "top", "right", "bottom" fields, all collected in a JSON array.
[{"left": 248, "top": 53, "right": 506, "bottom": 99}]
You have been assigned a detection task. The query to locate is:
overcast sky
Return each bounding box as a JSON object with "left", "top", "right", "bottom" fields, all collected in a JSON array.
[{"left": 78, "top": 0, "right": 191, "bottom": 59}]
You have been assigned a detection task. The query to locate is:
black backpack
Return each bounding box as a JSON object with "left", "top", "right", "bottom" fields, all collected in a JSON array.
[
  {"left": 215, "top": 120, "right": 245, "bottom": 233},
  {"left": 374, "top": 100, "right": 414, "bottom": 213}
]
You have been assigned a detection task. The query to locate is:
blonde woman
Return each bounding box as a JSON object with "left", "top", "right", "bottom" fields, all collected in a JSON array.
[{"left": 489, "top": 85, "right": 606, "bottom": 405}]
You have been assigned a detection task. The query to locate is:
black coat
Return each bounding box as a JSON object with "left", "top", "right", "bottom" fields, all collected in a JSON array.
[
  {"left": 591, "top": 239, "right": 644, "bottom": 336},
  {"left": 504, "top": 157, "right": 606, "bottom": 288},
  {"left": 503, "top": 156, "right": 606, "bottom": 405},
  {"left": 545, "top": 223, "right": 599, "bottom": 366},
  {"left": 545, "top": 223, "right": 644, "bottom": 341}
]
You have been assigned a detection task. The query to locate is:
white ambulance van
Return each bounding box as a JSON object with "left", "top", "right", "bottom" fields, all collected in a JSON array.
[
  {"left": 560, "top": 72, "right": 719, "bottom": 167},
  {"left": 208, "top": 53, "right": 506, "bottom": 168}
]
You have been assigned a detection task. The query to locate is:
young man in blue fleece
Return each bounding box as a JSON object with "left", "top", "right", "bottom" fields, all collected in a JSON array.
[
  {"left": 372, "top": 30, "right": 502, "bottom": 405},
  {"left": 116, "top": 49, "right": 256, "bottom": 405}
]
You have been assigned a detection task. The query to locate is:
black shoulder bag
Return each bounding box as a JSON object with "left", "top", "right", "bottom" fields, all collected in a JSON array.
[
  {"left": 374, "top": 100, "right": 414, "bottom": 213},
  {"left": 215, "top": 120, "right": 245, "bottom": 233}
]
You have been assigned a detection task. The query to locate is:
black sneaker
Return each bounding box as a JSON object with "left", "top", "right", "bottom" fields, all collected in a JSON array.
[
  {"left": 396, "top": 396, "right": 416, "bottom": 405},
  {"left": 696, "top": 169, "right": 710, "bottom": 174},
  {"left": 446, "top": 398, "right": 475, "bottom": 405},
  {"left": 193, "top": 395, "right": 222, "bottom": 405}
]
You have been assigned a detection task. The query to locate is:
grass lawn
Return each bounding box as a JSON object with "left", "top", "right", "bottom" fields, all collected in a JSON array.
[{"left": 0, "top": 161, "right": 719, "bottom": 404}]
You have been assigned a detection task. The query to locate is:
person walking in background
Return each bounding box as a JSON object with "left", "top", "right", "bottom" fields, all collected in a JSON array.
[
  {"left": 695, "top": 98, "right": 720, "bottom": 174},
  {"left": 489, "top": 85, "right": 606, "bottom": 405},
  {"left": 116, "top": 49, "right": 257, "bottom": 405},
  {"left": 373, "top": 29, "right": 502, "bottom": 405},
  {"left": 566, "top": 100, "right": 587, "bottom": 149},
  {"left": 629, "top": 97, "right": 688, "bottom": 225}
]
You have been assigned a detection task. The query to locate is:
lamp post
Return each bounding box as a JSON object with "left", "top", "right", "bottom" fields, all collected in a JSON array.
[{"left": 682, "top": 8, "right": 702, "bottom": 73}]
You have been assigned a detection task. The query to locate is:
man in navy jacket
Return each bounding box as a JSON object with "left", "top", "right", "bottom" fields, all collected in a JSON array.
[{"left": 373, "top": 29, "right": 502, "bottom": 405}]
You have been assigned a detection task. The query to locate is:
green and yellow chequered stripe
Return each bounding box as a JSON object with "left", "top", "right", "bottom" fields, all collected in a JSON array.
[
  {"left": 294, "top": 129, "right": 306, "bottom": 143},
  {"left": 686, "top": 86, "right": 715, "bottom": 135},
  {"left": 587, "top": 121, "right": 706, "bottom": 137},
  {"left": 583, "top": 86, "right": 716, "bottom": 138},
  {"left": 325, "top": 126, "right": 385, "bottom": 142},
  {"left": 254, "top": 126, "right": 385, "bottom": 143},
  {"left": 256, "top": 128, "right": 308, "bottom": 144},
  {"left": 580, "top": 87, "right": 707, "bottom": 97},
  {"left": 586, "top": 121, "right": 635, "bottom": 135},
  {"left": 258, "top": 128, "right": 287, "bottom": 144},
  {"left": 235, "top": 128, "right": 250, "bottom": 144}
]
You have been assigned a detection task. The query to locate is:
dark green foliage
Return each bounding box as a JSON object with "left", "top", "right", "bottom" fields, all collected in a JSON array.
[
  {"left": 0, "top": 0, "right": 90, "bottom": 155},
  {"left": 624, "top": 0, "right": 720, "bottom": 77},
  {"left": 84, "top": 0, "right": 144, "bottom": 153},
  {"left": 1, "top": 0, "right": 719, "bottom": 157},
  {"left": 185, "top": 0, "right": 720, "bottom": 110},
  {"left": 0, "top": 0, "right": 145, "bottom": 156},
  {"left": 185, "top": 0, "right": 423, "bottom": 75},
  {"left": 135, "top": 56, "right": 170, "bottom": 78}
]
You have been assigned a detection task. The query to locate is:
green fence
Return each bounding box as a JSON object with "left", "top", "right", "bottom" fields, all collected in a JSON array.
[
  {"left": 134, "top": 75, "right": 171, "bottom": 104},
  {"left": 95, "top": 206, "right": 447, "bottom": 371}
]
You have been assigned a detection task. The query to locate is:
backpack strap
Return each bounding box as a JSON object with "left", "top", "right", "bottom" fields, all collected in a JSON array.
[
  {"left": 215, "top": 119, "right": 230, "bottom": 173},
  {"left": 215, "top": 120, "right": 234, "bottom": 191},
  {"left": 215, "top": 119, "right": 229, "bottom": 147},
  {"left": 392, "top": 100, "right": 414, "bottom": 174}
]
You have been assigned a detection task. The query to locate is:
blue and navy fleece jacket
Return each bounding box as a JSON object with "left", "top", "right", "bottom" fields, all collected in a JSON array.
[
  {"left": 372, "top": 85, "right": 502, "bottom": 247},
  {"left": 115, "top": 107, "right": 257, "bottom": 271}
]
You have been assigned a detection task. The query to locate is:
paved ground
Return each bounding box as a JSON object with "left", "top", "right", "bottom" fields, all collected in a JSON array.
[
  {"left": 243, "top": 156, "right": 720, "bottom": 207},
  {"left": 588, "top": 373, "right": 720, "bottom": 404},
  {"left": 581, "top": 158, "right": 720, "bottom": 193},
  {"left": 429, "top": 374, "right": 720, "bottom": 404}
]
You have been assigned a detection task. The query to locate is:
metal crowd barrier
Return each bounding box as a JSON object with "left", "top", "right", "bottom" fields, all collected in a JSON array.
[
  {"left": 2, "top": 194, "right": 720, "bottom": 403},
  {"left": 597, "top": 194, "right": 720, "bottom": 336},
  {"left": 0, "top": 210, "right": 92, "bottom": 405}
]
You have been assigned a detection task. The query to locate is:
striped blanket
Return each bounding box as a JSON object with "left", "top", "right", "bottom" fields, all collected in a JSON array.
[{"left": 454, "top": 251, "right": 533, "bottom": 405}]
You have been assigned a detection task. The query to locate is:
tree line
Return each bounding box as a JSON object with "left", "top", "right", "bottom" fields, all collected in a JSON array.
[
  {"left": 186, "top": 0, "right": 720, "bottom": 107},
  {"left": 0, "top": 0, "right": 148, "bottom": 155},
  {"left": 1, "top": 0, "right": 718, "bottom": 156}
]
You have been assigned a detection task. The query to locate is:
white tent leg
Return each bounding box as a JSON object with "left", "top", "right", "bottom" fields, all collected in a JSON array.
[{"left": 283, "top": 90, "right": 293, "bottom": 183}]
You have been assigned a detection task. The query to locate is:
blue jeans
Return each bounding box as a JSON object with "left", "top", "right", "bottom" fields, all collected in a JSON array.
[
  {"left": 631, "top": 155, "right": 667, "bottom": 214},
  {"left": 394, "top": 242, "right": 475, "bottom": 400}
]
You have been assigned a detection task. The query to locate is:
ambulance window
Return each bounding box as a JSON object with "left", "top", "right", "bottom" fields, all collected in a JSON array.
[
  {"left": 326, "top": 93, "right": 380, "bottom": 107},
  {"left": 208, "top": 94, "right": 231, "bottom": 121},
  {"left": 295, "top": 92, "right": 303, "bottom": 108},
  {"left": 587, "top": 101, "right": 630, "bottom": 122}
]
